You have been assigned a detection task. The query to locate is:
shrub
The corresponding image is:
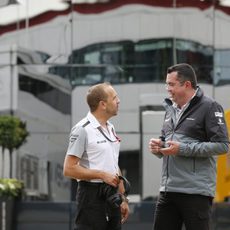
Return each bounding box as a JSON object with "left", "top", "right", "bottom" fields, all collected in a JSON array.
[{"left": 0, "top": 178, "right": 24, "bottom": 200}]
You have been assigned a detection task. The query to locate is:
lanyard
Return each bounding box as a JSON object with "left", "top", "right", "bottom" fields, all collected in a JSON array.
[{"left": 97, "top": 126, "right": 121, "bottom": 143}]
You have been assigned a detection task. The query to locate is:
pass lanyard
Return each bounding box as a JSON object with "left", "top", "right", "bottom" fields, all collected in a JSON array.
[
  {"left": 97, "top": 126, "right": 121, "bottom": 143},
  {"left": 97, "top": 125, "right": 121, "bottom": 173}
]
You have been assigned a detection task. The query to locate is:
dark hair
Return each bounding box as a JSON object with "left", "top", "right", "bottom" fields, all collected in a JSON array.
[
  {"left": 86, "top": 82, "right": 111, "bottom": 112},
  {"left": 167, "top": 63, "right": 197, "bottom": 89}
]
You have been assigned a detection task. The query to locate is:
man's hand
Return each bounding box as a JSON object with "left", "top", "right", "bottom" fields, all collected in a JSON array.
[
  {"left": 102, "top": 173, "right": 120, "bottom": 187},
  {"left": 159, "top": 140, "right": 180, "bottom": 155},
  {"left": 120, "top": 200, "right": 129, "bottom": 224},
  {"left": 149, "top": 138, "right": 162, "bottom": 154}
]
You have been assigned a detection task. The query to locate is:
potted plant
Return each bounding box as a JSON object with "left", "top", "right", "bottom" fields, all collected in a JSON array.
[
  {"left": 0, "top": 178, "right": 24, "bottom": 200},
  {"left": 0, "top": 115, "right": 29, "bottom": 178},
  {"left": 0, "top": 178, "right": 24, "bottom": 230}
]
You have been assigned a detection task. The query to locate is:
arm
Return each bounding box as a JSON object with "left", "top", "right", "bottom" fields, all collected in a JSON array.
[
  {"left": 160, "top": 141, "right": 229, "bottom": 157},
  {"left": 63, "top": 125, "right": 119, "bottom": 186},
  {"left": 63, "top": 155, "right": 119, "bottom": 187},
  {"left": 117, "top": 169, "right": 129, "bottom": 224},
  {"left": 179, "top": 141, "right": 229, "bottom": 157},
  {"left": 160, "top": 101, "right": 229, "bottom": 157}
]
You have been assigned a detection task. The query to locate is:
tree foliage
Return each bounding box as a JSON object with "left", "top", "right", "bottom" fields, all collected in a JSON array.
[{"left": 0, "top": 115, "right": 29, "bottom": 178}]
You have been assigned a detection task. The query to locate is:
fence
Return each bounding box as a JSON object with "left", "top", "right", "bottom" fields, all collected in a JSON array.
[{"left": 1, "top": 200, "right": 230, "bottom": 230}]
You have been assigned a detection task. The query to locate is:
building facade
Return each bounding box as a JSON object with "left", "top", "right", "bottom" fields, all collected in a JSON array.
[{"left": 0, "top": 0, "right": 230, "bottom": 201}]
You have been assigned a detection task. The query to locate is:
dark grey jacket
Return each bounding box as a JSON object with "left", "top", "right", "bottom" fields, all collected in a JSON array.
[{"left": 159, "top": 87, "right": 229, "bottom": 197}]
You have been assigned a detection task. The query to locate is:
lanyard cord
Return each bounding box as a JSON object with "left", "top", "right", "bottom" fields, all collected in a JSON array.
[{"left": 97, "top": 127, "right": 120, "bottom": 142}]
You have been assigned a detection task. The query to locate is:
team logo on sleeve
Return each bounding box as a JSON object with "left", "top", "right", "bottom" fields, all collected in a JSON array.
[
  {"left": 70, "top": 134, "right": 79, "bottom": 142},
  {"left": 215, "top": 112, "right": 223, "bottom": 117},
  {"left": 215, "top": 112, "right": 224, "bottom": 125},
  {"left": 217, "top": 118, "right": 224, "bottom": 125}
]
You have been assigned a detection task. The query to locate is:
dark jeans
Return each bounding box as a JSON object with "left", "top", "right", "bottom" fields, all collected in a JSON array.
[
  {"left": 153, "top": 192, "right": 213, "bottom": 230},
  {"left": 74, "top": 181, "right": 121, "bottom": 230}
]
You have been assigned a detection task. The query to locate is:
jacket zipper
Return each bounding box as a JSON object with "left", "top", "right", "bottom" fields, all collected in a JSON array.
[
  {"left": 164, "top": 129, "right": 175, "bottom": 193},
  {"left": 164, "top": 156, "right": 169, "bottom": 194}
]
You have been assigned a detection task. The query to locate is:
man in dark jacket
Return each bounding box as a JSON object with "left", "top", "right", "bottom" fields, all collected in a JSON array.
[{"left": 149, "top": 63, "right": 229, "bottom": 230}]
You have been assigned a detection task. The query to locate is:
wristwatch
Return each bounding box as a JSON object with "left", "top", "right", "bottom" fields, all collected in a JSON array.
[{"left": 121, "top": 194, "right": 129, "bottom": 203}]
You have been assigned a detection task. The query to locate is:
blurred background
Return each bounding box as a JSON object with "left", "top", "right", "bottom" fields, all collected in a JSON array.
[{"left": 0, "top": 0, "right": 230, "bottom": 228}]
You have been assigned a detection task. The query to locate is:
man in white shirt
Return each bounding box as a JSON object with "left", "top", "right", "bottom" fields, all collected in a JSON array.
[{"left": 63, "top": 82, "right": 129, "bottom": 230}]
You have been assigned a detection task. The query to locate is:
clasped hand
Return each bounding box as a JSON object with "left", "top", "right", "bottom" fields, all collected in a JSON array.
[{"left": 149, "top": 138, "right": 179, "bottom": 156}]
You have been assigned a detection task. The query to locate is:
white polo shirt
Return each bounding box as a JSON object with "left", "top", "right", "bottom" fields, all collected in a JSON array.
[{"left": 66, "top": 112, "right": 120, "bottom": 182}]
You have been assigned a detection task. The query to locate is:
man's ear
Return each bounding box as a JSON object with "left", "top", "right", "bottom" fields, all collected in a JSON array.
[
  {"left": 99, "top": 100, "right": 106, "bottom": 109},
  {"left": 185, "top": 81, "right": 192, "bottom": 88}
]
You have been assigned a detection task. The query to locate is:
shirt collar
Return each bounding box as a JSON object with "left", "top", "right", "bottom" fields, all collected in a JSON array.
[
  {"left": 173, "top": 88, "right": 198, "bottom": 110},
  {"left": 86, "top": 112, "right": 112, "bottom": 129}
]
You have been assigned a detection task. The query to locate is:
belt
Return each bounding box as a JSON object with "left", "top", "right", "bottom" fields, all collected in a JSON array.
[{"left": 78, "top": 181, "right": 103, "bottom": 188}]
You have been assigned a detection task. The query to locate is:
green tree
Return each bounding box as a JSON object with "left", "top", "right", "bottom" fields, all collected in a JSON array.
[{"left": 0, "top": 115, "right": 29, "bottom": 178}]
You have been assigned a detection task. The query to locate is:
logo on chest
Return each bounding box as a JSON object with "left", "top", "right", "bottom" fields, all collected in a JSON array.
[
  {"left": 186, "top": 117, "right": 195, "bottom": 121},
  {"left": 97, "top": 140, "right": 107, "bottom": 144}
]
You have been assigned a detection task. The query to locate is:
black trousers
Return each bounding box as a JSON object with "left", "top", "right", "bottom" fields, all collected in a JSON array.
[
  {"left": 153, "top": 192, "right": 213, "bottom": 230},
  {"left": 74, "top": 181, "right": 121, "bottom": 230}
]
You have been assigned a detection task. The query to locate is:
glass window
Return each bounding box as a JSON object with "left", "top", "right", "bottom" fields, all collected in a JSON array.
[
  {"left": 214, "top": 50, "right": 230, "bottom": 85},
  {"left": 49, "top": 38, "right": 214, "bottom": 87},
  {"left": 176, "top": 39, "right": 213, "bottom": 84}
]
